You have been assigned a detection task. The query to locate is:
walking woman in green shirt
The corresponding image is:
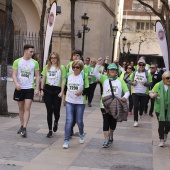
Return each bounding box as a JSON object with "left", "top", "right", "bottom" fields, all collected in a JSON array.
[{"left": 150, "top": 71, "right": 170, "bottom": 147}]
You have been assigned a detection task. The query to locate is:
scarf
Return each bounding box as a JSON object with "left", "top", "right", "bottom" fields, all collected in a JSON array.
[
  {"left": 108, "top": 76, "right": 118, "bottom": 81},
  {"left": 159, "top": 81, "right": 170, "bottom": 121}
]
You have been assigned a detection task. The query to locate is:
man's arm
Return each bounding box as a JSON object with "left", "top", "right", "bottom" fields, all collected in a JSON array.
[
  {"left": 34, "top": 70, "right": 40, "bottom": 94},
  {"left": 12, "top": 69, "right": 21, "bottom": 90}
]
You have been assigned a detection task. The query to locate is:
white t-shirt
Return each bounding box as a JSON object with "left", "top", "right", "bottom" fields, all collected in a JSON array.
[
  {"left": 134, "top": 71, "right": 147, "bottom": 93},
  {"left": 12, "top": 58, "right": 39, "bottom": 89},
  {"left": 66, "top": 74, "right": 84, "bottom": 104}
]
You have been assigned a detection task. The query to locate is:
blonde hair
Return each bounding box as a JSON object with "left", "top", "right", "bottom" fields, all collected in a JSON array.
[
  {"left": 72, "top": 60, "right": 84, "bottom": 71},
  {"left": 47, "top": 52, "right": 61, "bottom": 71},
  {"left": 162, "top": 71, "right": 170, "bottom": 82},
  {"left": 90, "top": 58, "right": 97, "bottom": 65}
]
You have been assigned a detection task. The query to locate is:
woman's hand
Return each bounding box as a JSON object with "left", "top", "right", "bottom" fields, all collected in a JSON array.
[
  {"left": 15, "top": 83, "right": 21, "bottom": 91},
  {"left": 75, "top": 91, "right": 83, "bottom": 96},
  {"left": 132, "top": 80, "right": 137, "bottom": 86},
  {"left": 121, "top": 97, "right": 127, "bottom": 102},
  {"left": 58, "top": 91, "right": 63, "bottom": 98}
]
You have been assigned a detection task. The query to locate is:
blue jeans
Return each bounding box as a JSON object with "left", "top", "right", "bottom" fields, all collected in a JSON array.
[{"left": 65, "top": 102, "right": 85, "bottom": 141}]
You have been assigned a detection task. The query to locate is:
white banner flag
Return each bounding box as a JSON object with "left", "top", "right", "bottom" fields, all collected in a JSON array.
[
  {"left": 43, "top": 2, "right": 57, "bottom": 67},
  {"left": 155, "top": 21, "right": 169, "bottom": 71}
]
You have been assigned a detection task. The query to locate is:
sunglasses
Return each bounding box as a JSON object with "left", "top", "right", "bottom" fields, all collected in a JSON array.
[
  {"left": 150, "top": 67, "right": 155, "bottom": 69},
  {"left": 127, "top": 67, "right": 132, "bottom": 69},
  {"left": 51, "top": 57, "right": 57, "bottom": 60},
  {"left": 139, "top": 64, "right": 145, "bottom": 66},
  {"left": 165, "top": 77, "right": 170, "bottom": 80},
  {"left": 72, "top": 66, "right": 80, "bottom": 69}
]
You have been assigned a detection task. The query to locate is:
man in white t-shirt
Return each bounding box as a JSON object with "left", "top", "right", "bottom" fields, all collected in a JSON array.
[{"left": 12, "top": 44, "right": 40, "bottom": 137}]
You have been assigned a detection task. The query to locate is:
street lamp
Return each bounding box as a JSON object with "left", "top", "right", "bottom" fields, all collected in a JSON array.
[
  {"left": 122, "top": 36, "right": 127, "bottom": 61},
  {"left": 111, "top": 26, "right": 118, "bottom": 62},
  {"left": 127, "top": 42, "right": 131, "bottom": 54},
  {"left": 81, "top": 13, "right": 89, "bottom": 55}
]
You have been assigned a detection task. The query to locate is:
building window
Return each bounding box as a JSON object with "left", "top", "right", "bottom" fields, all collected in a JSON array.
[
  {"left": 136, "top": 22, "right": 154, "bottom": 30},
  {"left": 132, "top": 0, "right": 153, "bottom": 12}
]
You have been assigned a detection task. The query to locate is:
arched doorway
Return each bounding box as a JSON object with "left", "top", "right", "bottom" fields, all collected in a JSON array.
[{"left": 0, "top": 9, "right": 14, "bottom": 65}]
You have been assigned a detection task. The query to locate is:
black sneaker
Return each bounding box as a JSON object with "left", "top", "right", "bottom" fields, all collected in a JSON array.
[
  {"left": 149, "top": 113, "right": 153, "bottom": 117},
  {"left": 109, "top": 135, "right": 113, "bottom": 143},
  {"left": 17, "top": 126, "right": 23, "bottom": 134},
  {"left": 46, "top": 131, "right": 53, "bottom": 138},
  {"left": 21, "top": 127, "right": 27, "bottom": 137},
  {"left": 102, "top": 141, "right": 109, "bottom": 148},
  {"left": 53, "top": 121, "right": 58, "bottom": 132},
  {"left": 88, "top": 103, "right": 92, "bottom": 107}
]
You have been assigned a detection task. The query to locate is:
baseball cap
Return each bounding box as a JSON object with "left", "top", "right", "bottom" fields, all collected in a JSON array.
[
  {"left": 138, "top": 59, "right": 146, "bottom": 64},
  {"left": 107, "top": 63, "right": 118, "bottom": 70}
]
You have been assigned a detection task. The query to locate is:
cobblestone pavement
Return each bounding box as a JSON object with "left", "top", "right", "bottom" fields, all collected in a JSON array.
[{"left": 0, "top": 82, "right": 170, "bottom": 170}]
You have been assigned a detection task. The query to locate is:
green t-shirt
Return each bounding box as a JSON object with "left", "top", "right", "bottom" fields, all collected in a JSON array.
[
  {"left": 152, "top": 82, "right": 168, "bottom": 113},
  {"left": 88, "top": 66, "right": 96, "bottom": 84},
  {"left": 41, "top": 65, "right": 66, "bottom": 87}
]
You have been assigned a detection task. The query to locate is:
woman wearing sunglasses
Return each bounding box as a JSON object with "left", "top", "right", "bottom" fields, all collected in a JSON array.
[
  {"left": 94, "top": 58, "right": 129, "bottom": 148},
  {"left": 40, "top": 52, "right": 66, "bottom": 138},
  {"left": 120, "top": 65, "right": 134, "bottom": 115},
  {"left": 129, "top": 59, "right": 152, "bottom": 127},
  {"left": 63, "top": 60, "right": 89, "bottom": 149},
  {"left": 150, "top": 71, "right": 170, "bottom": 147}
]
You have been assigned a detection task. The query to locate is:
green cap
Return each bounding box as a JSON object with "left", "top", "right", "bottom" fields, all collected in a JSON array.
[{"left": 107, "top": 63, "right": 118, "bottom": 70}]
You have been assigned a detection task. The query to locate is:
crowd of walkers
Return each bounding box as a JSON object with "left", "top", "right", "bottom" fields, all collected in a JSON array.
[{"left": 12, "top": 44, "right": 170, "bottom": 149}]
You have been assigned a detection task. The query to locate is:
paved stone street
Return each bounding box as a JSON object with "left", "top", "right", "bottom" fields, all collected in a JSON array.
[{"left": 0, "top": 82, "right": 170, "bottom": 170}]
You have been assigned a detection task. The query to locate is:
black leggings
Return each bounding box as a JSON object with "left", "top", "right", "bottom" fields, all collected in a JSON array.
[
  {"left": 101, "top": 108, "right": 117, "bottom": 131},
  {"left": 132, "top": 93, "right": 148, "bottom": 121},
  {"left": 156, "top": 112, "right": 170, "bottom": 140},
  {"left": 44, "top": 85, "right": 62, "bottom": 131},
  {"left": 87, "top": 83, "right": 97, "bottom": 104}
]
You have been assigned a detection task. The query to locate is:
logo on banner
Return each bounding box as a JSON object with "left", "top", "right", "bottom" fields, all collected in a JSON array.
[
  {"left": 49, "top": 12, "right": 54, "bottom": 27},
  {"left": 158, "top": 29, "right": 165, "bottom": 41}
]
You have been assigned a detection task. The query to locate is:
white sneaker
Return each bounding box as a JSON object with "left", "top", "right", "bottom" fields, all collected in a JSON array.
[
  {"left": 159, "top": 140, "right": 165, "bottom": 147},
  {"left": 79, "top": 133, "right": 85, "bottom": 144},
  {"left": 139, "top": 115, "right": 142, "bottom": 121},
  {"left": 164, "top": 134, "right": 168, "bottom": 142},
  {"left": 133, "top": 121, "right": 138, "bottom": 127},
  {"left": 63, "top": 140, "right": 69, "bottom": 149}
]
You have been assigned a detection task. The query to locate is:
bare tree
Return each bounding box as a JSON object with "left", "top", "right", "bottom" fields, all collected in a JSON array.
[
  {"left": 137, "top": 0, "right": 170, "bottom": 69},
  {"left": 0, "top": 0, "right": 13, "bottom": 115},
  {"left": 39, "top": 0, "right": 47, "bottom": 73}
]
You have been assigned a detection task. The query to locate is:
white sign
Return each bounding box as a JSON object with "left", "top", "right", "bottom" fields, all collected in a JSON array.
[
  {"left": 155, "top": 21, "right": 169, "bottom": 71},
  {"left": 43, "top": 2, "right": 57, "bottom": 67}
]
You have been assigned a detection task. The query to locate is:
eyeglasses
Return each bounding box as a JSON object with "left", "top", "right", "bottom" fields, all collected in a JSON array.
[
  {"left": 72, "top": 66, "right": 80, "bottom": 70},
  {"left": 51, "top": 57, "right": 57, "bottom": 60},
  {"left": 165, "top": 77, "right": 170, "bottom": 80},
  {"left": 139, "top": 64, "right": 145, "bottom": 66},
  {"left": 127, "top": 67, "right": 132, "bottom": 69}
]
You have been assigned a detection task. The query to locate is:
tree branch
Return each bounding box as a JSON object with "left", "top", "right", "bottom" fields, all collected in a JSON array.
[
  {"left": 137, "top": 0, "right": 165, "bottom": 24},
  {"left": 137, "top": 0, "right": 161, "bottom": 17},
  {"left": 160, "top": 0, "right": 170, "bottom": 11}
]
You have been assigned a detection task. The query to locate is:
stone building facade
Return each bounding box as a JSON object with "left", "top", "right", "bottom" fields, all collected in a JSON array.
[{"left": 0, "top": 0, "right": 119, "bottom": 65}]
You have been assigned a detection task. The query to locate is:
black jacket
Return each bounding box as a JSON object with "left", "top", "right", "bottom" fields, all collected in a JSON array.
[{"left": 151, "top": 70, "right": 162, "bottom": 89}]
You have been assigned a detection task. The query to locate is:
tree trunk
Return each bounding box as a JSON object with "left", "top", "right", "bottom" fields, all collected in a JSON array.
[
  {"left": 0, "top": 0, "right": 13, "bottom": 115},
  {"left": 39, "top": 0, "right": 47, "bottom": 73},
  {"left": 70, "top": 0, "right": 76, "bottom": 59}
]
